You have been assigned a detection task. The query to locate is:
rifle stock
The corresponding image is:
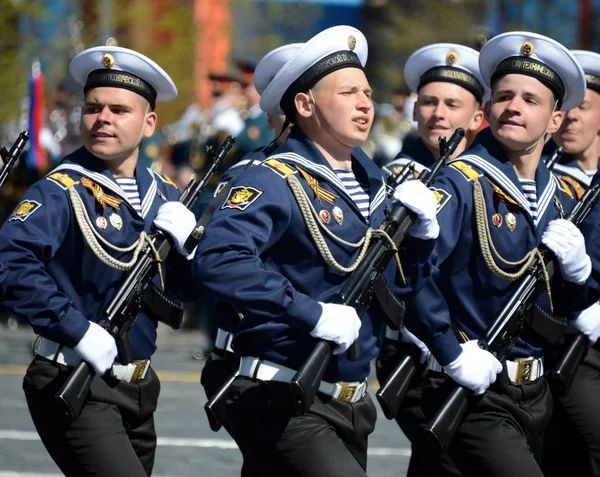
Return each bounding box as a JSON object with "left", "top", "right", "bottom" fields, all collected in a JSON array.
[
  {"left": 424, "top": 184, "right": 600, "bottom": 452},
  {"left": 55, "top": 137, "right": 236, "bottom": 425},
  {"left": 375, "top": 354, "right": 417, "bottom": 419},
  {"left": 551, "top": 333, "right": 589, "bottom": 396},
  {"left": 289, "top": 128, "right": 466, "bottom": 415}
]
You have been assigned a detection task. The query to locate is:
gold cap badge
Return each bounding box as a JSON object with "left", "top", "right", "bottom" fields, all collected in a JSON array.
[
  {"left": 521, "top": 40, "right": 534, "bottom": 57},
  {"left": 348, "top": 35, "right": 356, "bottom": 51},
  {"left": 102, "top": 53, "right": 115, "bottom": 68},
  {"left": 446, "top": 51, "right": 458, "bottom": 65}
]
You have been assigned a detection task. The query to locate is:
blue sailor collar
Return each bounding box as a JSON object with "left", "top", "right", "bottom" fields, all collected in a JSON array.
[
  {"left": 268, "top": 126, "right": 387, "bottom": 219},
  {"left": 455, "top": 128, "right": 558, "bottom": 226},
  {"left": 49, "top": 147, "right": 159, "bottom": 219}
]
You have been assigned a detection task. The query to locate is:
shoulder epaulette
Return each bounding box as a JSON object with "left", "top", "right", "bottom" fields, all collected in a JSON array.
[
  {"left": 261, "top": 158, "right": 297, "bottom": 178},
  {"left": 449, "top": 161, "right": 483, "bottom": 182},
  {"left": 554, "top": 173, "right": 581, "bottom": 200},
  {"left": 46, "top": 172, "right": 77, "bottom": 190},
  {"left": 154, "top": 171, "right": 178, "bottom": 189}
]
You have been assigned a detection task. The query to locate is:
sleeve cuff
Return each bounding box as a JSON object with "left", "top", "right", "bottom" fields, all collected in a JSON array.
[
  {"left": 427, "top": 329, "right": 463, "bottom": 366},
  {"left": 285, "top": 293, "right": 322, "bottom": 333},
  {"left": 55, "top": 307, "right": 91, "bottom": 348}
]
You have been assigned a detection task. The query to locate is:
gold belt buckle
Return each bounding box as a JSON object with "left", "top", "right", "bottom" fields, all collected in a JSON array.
[
  {"left": 130, "top": 360, "right": 148, "bottom": 383},
  {"left": 337, "top": 383, "right": 359, "bottom": 403},
  {"left": 514, "top": 357, "right": 535, "bottom": 385}
]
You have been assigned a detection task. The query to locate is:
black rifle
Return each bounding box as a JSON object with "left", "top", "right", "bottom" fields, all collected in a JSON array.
[
  {"left": 0, "top": 132, "right": 30, "bottom": 189},
  {"left": 55, "top": 136, "right": 236, "bottom": 425},
  {"left": 289, "top": 128, "right": 466, "bottom": 415},
  {"left": 545, "top": 146, "right": 563, "bottom": 171},
  {"left": 424, "top": 183, "right": 600, "bottom": 453}
]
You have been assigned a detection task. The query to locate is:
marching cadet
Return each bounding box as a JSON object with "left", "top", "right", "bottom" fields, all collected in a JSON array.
[
  {"left": 542, "top": 50, "right": 600, "bottom": 477},
  {"left": 201, "top": 44, "right": 304, "bottom": 462},
  {"left": 377, "top": 42, "right": 487, "bottom": 477},
  {"left": 384, "top": 43, "right": 485, "bottom": 178},
  {"left": 192, "top": 25, "right": 439, "bottom": 477},
  {"left": 546, "top": 50, "right": 600, "bottom": 195},
  {"left": 403, "top": 32, "right": 595, "bottom": 477},
  {"left": 0, "top": 46, "right": 196, "bottom": 477}
]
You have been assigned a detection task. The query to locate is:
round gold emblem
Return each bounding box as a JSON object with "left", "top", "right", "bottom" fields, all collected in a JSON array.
[
  {"left": 348, "top": 35, "right": 356, "bottom": 51},
  {"left": 446, "top": 51, "right": 458, "bottom": 65},
  {"left": 521, "top": 41, "right": 534, "bottom": 57},
  {"left": 102, "top": 53, "right": 115, "bottom": 68}
]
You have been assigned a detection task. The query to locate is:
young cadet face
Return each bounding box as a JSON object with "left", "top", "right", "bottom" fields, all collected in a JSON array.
[
  {"left": 487, "top": 74, "right": 563, "bottom": 152},
  {"left": 554, "top": 88, "right": 600, "bottom": 155},
  {"left": 80, "top": 87, "right": 157, "bottom": 163},
  {"left": 414, "top": 81, "right": 482, "bottom": 152},
  {"left": 308, "top": 67, "right": 374, "bottom": 147}
]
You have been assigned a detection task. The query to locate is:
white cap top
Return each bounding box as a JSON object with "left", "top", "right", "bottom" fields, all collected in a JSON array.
[
  {"left": 479, "top": 31, "right": 585, "bottom": 111},
  {"left": 254, "top": 43, "right": 304, "bottom": 96},
  {"left": 260, "top": 25, "right": 368, "bottom": 115},
  {"left": 404, "top": 43, "right": 486, "bottom": 102},
  {"left": 70, "top": 46, "right": 177, "bottom": 106}
]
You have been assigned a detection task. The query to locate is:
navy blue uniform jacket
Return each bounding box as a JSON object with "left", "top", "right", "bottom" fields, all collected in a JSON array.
[
  {"left": 0, "top": 147, "right": 185, "bottom": 360},
  {"left": 192, "top": 127, "right": 434, "bottom": 382},
  {"left": 405, "top": 128, "right": 594, "bottom": 365}
]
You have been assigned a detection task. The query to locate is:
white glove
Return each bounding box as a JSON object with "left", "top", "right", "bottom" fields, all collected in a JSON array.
[
  {"left": 443, "top": 340, "right": 503, "bottom": 395},
  {"left": 393, "top": 180, "right": 440, "bottom": 240},
  {"left": 541, "top": 219, "right": 591, "bottom": 285},
  {"left": 311, "top": 302, "right": 362, "bottom": 355},
  {"left": 573, "top": 302, "right": 600, "bottom": 344},
  {"left": 400, "top": 326, "right": 430, "bottom": 364},
  {"left": 153, "top": 201, "right": 197, "bottom": 256},
  {"left": 74, "top": 322, "right": 118, "bottom": 376}
]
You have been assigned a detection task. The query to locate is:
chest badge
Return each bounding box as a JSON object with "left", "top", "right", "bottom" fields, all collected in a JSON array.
[
  {"left": 505, "top": 212, "right": 517, "bottom": 232},
  {"left": 492, "top": 213, "right": 503, "bottom": 228},
  {"left": 96, "top": 216, "right": 108, "bottom": 229},
  {"left": 332, "top": 206, "right": 344, "bottom": 225},
  {"left": 319, "top": 209, "right": 331, "bottom": 225},
  {"left": 110, "top": 213, "right": 123, "bottom": 230}
]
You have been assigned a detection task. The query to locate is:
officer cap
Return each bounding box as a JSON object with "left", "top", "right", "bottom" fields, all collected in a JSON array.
[
  {"left": 70, "top": 46, "right": 177, "bottom": 110},
  {"left": 260, "top": 25, "right": 368, "bottom": 115},
  {"left": 235, "top": 59, "right": 257, "bottom": 86},
  {"left": 404, "top": 43, "right": 486, "bottom": 103},
  {"left": 479, "top": 31, "right": 585, "bottom": 111},
  {"left": 571, "top": 50, "right": 600, "bottom": 95},
  {"left": 254, "top": 44, "right": 303, "bottom": 96},
  {"left": 208, "top": 73, "right": 241, "bottom": 84}
]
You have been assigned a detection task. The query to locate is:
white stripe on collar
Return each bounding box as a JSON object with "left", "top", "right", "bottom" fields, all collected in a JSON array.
[
  {"left": 455, "top": 154, "right": 557, "bottom": 226},
  {"left": 536, "top": 175, "right": 557, "bottom": 226},
  {"left": 141, "top": 170, "right": 158, "bottom": 219},
  {"left": 370, "top": 181, "right": 387, "bottom": 215},
  {"left": 270, "top": 152, "right": 386, "bottom": 216},
  {"left": 553, "top": 163, "right": 593, "bottom": 187},
  {"left": 269, "top": 152, "right": 348, "bottom": 192},
  {"left": 51, "top": 164, "right": 156, "bottom": 218}
]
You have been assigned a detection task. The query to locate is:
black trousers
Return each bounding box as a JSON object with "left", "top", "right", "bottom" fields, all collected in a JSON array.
[
  {"left": 224, "top": 375, "right": 377, "bottom": 477},
  {"left": 23, "top": 356, "right": 160, "bottom": 477},
  {"left": 543, "top": 345, "right": 600, "bottom": 477},
  {"left": 201, "top": 351, "right": 261, "bottom": 477},
  {"left": 376, "top": 339, "right": 463, "bottom": 477},
  {"left": 400, "top": 369, "right": 552, "bottom": 477}
]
